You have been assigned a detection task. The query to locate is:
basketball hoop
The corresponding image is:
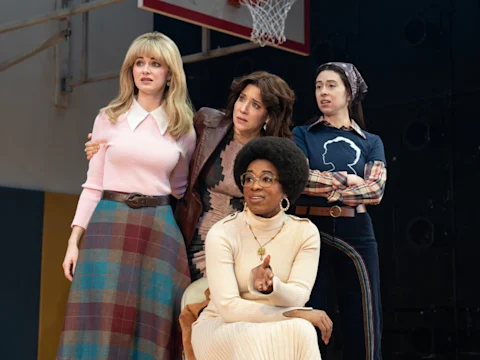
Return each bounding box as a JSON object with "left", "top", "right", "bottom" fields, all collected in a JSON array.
[{"left": 234, "top": 0, "right": 297, "bottom": 47}]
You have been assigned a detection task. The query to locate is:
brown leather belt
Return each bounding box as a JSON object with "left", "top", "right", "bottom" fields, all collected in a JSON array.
[
  {"left": 295, "top": 205, "right": 366, "bottom": 218},
  {"left": 102, "top": 190, "right": 169, "bottom": 209}
]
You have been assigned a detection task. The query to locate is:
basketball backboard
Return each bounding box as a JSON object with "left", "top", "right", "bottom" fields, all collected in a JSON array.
[{"left": 138, "top": 0, "right": 310, "bottom": 56}]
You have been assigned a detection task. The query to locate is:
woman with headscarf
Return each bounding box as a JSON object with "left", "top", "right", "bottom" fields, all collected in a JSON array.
[{"left": 292, "top": 62, "right": 387, "bottom": 360}]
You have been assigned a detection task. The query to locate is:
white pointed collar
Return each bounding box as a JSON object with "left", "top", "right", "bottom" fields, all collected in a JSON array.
[{"left": 127, "top": 98, "right": 168, "bottom": 134}]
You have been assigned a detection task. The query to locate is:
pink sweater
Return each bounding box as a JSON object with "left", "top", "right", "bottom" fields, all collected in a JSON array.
[{"left": 72, "top": 100, "right": 196, "bottom": 229}]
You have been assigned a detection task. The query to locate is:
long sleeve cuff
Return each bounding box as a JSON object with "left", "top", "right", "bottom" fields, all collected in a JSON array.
[
  {"left": 248, "top": 272, "right": 310, "bottom": 307},
  {"left": 71, "top": 188, "right": 102, "bottom": 229}
]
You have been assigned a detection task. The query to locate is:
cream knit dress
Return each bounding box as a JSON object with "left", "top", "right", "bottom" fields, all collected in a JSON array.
[{"left": 191, "top": 209, "right": 322, "bottom": 360}]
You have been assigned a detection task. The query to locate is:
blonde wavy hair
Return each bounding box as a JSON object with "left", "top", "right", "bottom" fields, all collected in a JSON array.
[{"left": 101, "top": 32, "right": 193, "bottom": 139}]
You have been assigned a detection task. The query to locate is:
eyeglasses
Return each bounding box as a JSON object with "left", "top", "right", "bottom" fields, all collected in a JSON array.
[{"left": 240, "top": 173, "right": 278, "bottom": 188}]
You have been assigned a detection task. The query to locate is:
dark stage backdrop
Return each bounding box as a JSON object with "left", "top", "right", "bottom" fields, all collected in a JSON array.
[{"left": 154, "top": 0, "right": 480, "bottom": 357}]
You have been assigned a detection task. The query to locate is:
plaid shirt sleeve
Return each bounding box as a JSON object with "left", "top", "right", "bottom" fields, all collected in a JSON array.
[
  {"left": 327, "top": 161, "right": 387, "bottom": 206},
  {"left": 303, "top": 170, "right": 348, "bottom": 196}
]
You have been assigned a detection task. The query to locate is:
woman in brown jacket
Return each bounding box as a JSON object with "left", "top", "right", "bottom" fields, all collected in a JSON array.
[
  {"left": 176, "top": 71, "right": 295, "bottom": 281},
  {"left": 85, "top": 71, "right": 295, "bottom": 281}
]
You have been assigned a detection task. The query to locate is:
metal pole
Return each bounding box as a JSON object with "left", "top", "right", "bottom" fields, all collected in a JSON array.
[
  {"left": 69, "top": 72, "right": 119, "bottom": 87},
  {"left": 0, "top": 0, "right": 126, "bottom": 34},
  {"left": 0, "top": 31, "right": 67, "bottom": 72},
  {"left": 183, "top": 42, "right": 259, "bottom": 64},
  {"left": 202, "top": 27, "right": 211, "bottom": 56},
  {"left": 81, "top": 1, "right": 90, "bottom": 81}
]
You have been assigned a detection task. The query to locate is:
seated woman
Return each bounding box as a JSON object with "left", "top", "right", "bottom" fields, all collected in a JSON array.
[{"left": 191, "top": 137, "right": 333, "bottom": 360}]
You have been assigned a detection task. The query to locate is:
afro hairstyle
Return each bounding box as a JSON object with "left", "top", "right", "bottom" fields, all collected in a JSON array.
[{"left": 233, "top": 136, "right": 309, "bottom": 203}]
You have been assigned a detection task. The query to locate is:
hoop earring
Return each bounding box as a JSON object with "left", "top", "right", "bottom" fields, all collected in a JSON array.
[{"left": 280, "top": 197, "right": 290, "bottom": 212}]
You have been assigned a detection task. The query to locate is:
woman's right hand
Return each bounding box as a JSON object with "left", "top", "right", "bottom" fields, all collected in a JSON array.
[
  {"left": 253, "top": 255, "right": 274, "bottom": 293},
  {"left": 346, "top": 174, "right": 365, "bottom": 187},
  {"left": 287, "top": 309, "right": 333, "bottom": 345},
  {"left": 85, "top": 133, "right": 100, "bottom": 160},
  {"left": 62, "top": 243, "right": 79, "bottom": 282},
  {"left": 308, "top": 309, "right": 334, "bottom": 345}
]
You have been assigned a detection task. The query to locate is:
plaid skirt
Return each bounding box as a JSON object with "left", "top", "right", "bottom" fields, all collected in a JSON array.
[{"left": 57, "top": 200, "right": 191, "bottom": 360}]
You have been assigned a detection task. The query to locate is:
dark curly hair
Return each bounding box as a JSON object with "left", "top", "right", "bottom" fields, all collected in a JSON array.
[
  {"left": 233, "top": 137, "right": 309, "bottom": 203},
  {"left": 225, "top": 71, "right": 295, "bottom": 139}
]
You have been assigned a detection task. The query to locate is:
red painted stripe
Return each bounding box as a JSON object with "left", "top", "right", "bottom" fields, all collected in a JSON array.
[{"left": 140, "top": 0, "right": 310, "bottom": 55}]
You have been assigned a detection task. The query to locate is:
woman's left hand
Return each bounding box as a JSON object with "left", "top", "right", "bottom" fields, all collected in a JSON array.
[{"left": 253, "top": 255, "right": 274, "bottom": 294}]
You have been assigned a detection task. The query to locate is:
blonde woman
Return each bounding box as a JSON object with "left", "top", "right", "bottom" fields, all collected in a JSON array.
[{"left": 57, "top": 32, "right": 196, "bottom": 359}]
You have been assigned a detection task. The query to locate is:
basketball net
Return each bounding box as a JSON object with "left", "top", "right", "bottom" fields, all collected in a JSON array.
[{"left": 239, "top": 0, "right": 297, "bottom": 47}]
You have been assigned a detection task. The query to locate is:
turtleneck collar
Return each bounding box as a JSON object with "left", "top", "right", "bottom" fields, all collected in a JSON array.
[{"left": 242, "top": 208, "right": 287, "bottom": 231}]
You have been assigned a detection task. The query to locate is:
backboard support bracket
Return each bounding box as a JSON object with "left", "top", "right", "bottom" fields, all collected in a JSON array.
[{"left": 67, "top": 26, "right": 259, "bottom": 94}]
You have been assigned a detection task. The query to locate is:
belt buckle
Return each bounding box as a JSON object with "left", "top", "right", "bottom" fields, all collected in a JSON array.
[
  {"left": 329, "top": 205, "right": 342, "bottom": 218},
  {"left": 125, "top": 192, "right": 145, "bottom": 209}
]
